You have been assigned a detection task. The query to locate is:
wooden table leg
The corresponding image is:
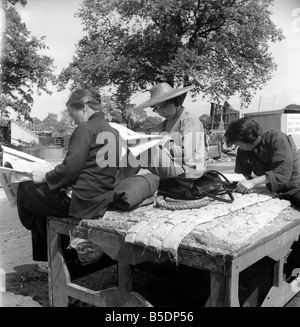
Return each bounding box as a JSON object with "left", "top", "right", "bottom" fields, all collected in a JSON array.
[
  {"left": 206, "top": 271, "right": 240, "bottom": 307},
  {"left": 47, "top": 220, "right": 70, "bottom": 307},
  {"left": 118, "top": 261, "right": 133, "bottom": 292},
  {"left": 261, "top": 257, "right": 300, "bottom": 306}
]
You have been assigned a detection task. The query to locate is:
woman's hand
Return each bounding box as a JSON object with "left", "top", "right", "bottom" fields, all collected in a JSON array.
[
  {"left": 235, "top": 179, "right": 255, "bottom": 194},
  {"left": 235, "top": 175, "right": 267, "bottom": 194},
  {"left": 31, "top": 171, "right": 46, "bottom": 184}
]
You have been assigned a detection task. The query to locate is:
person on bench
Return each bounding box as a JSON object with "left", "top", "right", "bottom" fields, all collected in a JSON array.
[{"left": 16, "top": 88, "right": 122, "bottom": 273}]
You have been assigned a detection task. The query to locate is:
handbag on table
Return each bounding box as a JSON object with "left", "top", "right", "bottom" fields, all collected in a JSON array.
[{"left": 158, "top": 170, "right": 235, "bottom": 206}]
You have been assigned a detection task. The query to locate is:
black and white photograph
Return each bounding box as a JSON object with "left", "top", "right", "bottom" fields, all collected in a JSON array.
[{"left": 1, "top": 0, "right": 300, "bottom": 311}]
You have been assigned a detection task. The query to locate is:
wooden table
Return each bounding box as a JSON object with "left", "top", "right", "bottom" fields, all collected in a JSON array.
[{"left": 47, "top": 198, "right": 300, "bottom": 307}]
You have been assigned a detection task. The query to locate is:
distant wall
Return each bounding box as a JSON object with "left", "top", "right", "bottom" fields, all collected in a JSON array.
[
  {"left": 244, "top": 110, "right": 300, "bottom": 149},
  {"left": 10, "top": 120, "right": 39, "bottom": 146},
  {"left": 244, "top": 110, "right": 283, "bottom": 132}
]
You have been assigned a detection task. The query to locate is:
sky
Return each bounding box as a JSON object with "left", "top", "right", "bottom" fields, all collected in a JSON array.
[{"left": 14, "top": 0, "right": 300, "bottom": 121}]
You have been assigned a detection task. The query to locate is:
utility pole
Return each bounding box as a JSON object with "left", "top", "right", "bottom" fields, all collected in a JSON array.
[
  {"left": 272, "top": 97, "right": 276, "bottom": 110},
  {"left": 258, "top": 96, "right": 262, "bottom": 112},
  {"left": 0, "top": 0, "right": 5, "bottom": 59}
]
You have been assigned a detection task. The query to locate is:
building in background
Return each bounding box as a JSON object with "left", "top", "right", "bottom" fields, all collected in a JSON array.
[
  {"left": 209, "top": 101, "right": 240, "bottom": 131},
  {"left": 244, "top": 107, "right": 300, "bottom": 149},
  {"left": 0, "top": 119, "right": 39, "bottom": 146}
]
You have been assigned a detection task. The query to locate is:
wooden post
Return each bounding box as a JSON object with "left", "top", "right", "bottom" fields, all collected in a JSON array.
[
  {"left": 118, "top": 261, "right": 133, "bottom": 293},
  {"left": 47, "top": 219, "right": 69, "bottom": 307}
]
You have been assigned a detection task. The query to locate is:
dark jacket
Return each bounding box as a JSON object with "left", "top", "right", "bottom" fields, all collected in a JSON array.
[
  {"left": 235, "top": 130, "right": 300, "bottom": 196},
  {"left": 46, "top": 112, "right": 119, "bottom": 219}
]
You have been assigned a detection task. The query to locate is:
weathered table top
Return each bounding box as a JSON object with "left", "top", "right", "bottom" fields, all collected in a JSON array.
[{"left": 60, "top": 189, "right": 300, "bottom": 263}]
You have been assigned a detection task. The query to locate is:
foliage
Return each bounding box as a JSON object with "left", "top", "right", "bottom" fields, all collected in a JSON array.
[
  {"left": 1, "top": 0, "right": 56, "bottom": 118},
  {"left": 101, "top": 93, "right": 123, "bottom": 123},
  {"left": 125, "top": 106, "right": 147, "bottom": 131},
  {"left": 41, "top": 113, "right": 71, "bottom": 135},
  {"left": 42, "top": 113, "right": 58, "bottom": 130},
  {"left": 60, "top": 109, "right": 73, "bottom": 126},
  {"left": 135, "top": 116, "right": 163, "bottom": 133},
  {"left": 199, "top": 114, "right": 211, "bottom": 129},
  {"left": 56, "top": 0, "right": 284, "bottom": 112},
  {"left": 7, "top": 0, "right": 27, "bottom": 6},
  {"left": 96, "top": 91, "right": 146, "bottom": 129}
]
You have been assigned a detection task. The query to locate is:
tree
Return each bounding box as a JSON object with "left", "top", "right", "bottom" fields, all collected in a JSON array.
[
  {"left": 42, "top": 113, "right": 58, "bottom": 131},
  {"left": 99, "top": 91, "right": 144, "bottom": 129},
  {"left": 135, "top": 116, "right": 163, "bottom": 134},
  {"left": 0, "top": 0, "right": 56, "bottom": 118},
  {"left": 57, "top": 0, "right": 283, "bottom": 112},
  {"left": 101, "top": 93, "right": 123, "bottom": 123},
  {"left": 60, "top": 109, "right": 73, "bottom": 126},
  {"left": 125, "top": 106, "right": 147, "bottom": 131}
]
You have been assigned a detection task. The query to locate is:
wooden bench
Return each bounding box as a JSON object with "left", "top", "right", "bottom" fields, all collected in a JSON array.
[{"left": 47, "top": 198, "right": 300, "bottom": 307}]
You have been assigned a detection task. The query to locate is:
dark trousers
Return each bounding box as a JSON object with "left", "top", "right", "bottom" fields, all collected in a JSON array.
[
  {"left": 17, "top": 181, "right": 71, "bottom": 261},
  {"left": 290, "top": 189, "right": 300, "bottom": 207}
]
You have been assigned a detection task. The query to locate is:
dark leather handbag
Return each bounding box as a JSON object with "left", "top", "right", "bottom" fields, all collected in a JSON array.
[{"left": 158, "top": 170, "right": 235, "bottom": 203}]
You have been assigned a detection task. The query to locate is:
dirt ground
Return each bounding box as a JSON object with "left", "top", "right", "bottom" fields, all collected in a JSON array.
[{"left": 0, "top": 191, "right": 47, "bottom": 307}]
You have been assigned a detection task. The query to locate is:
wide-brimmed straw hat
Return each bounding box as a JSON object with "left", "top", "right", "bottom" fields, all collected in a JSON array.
[{"left": 135, "top": 82, "right": 194, "bottom": 110}]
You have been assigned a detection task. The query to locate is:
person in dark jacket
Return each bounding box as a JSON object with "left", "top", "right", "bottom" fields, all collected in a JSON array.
[
  {"left": 17, "top": 87, "right": 181, "bottom": 267},
  {"left": 224, "top": 117, "right": 300, "bottom": 206},
  {"left": 17, "top": 88, "right": 121, "bottom": 264}
]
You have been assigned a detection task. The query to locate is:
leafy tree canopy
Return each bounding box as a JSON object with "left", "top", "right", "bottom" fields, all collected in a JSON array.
[
  {"left": 135, "top": 116, "right": 163, "bottom": 133},
  {"left": 1, "top": 0, "right": 56, "bottom": 118},
  {"left": 7, "top": 0, "right": 27, "bottom": 6},
  {"left": 60, "top": 108, "right": 73, "bottom": 126},
  {"left": 57, "top": 0, "right": 283, "bottom": 112},
  {"left": 101, "top": 93, "right": 124, "bottom": 123},
  {"left": 42, "top": 113, "right": 58, "bottom": 130}
]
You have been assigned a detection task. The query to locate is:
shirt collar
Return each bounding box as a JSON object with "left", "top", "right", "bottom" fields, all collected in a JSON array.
[{"left": 88, "top": 111, "right": 104, "bottom": 121}]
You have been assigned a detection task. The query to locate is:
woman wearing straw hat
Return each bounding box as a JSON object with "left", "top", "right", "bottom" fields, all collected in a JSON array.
[{"left": 135, "top": 82, "right": 206, "bottom": 177}]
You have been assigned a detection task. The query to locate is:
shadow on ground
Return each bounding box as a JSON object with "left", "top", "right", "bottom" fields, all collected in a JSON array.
[
  {"left": 4, "top": 261, "right": 300, "bottom": 307},
  {"left": 69, "top": 262, "right": 211, "bottom": 307},
  {"left": 4, "top": 262, "right": 211, "bottom": 307},
  {"left": 5, "top": 264, "right": 49, "bottom": 307}
]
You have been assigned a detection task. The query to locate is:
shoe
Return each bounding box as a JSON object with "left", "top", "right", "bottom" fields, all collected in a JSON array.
[{"left": 36, "top": 261, "right": 48, "bottom": 274}]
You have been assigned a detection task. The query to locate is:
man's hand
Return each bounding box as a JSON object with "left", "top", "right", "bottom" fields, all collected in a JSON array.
[{"left": 31, "top": 171, "right": 46, "bottom": 184}]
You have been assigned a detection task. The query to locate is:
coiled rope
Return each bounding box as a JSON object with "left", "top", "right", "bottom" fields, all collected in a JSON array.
[{"left": 155, "top": 196, "right": 210, "bottom": 210}]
